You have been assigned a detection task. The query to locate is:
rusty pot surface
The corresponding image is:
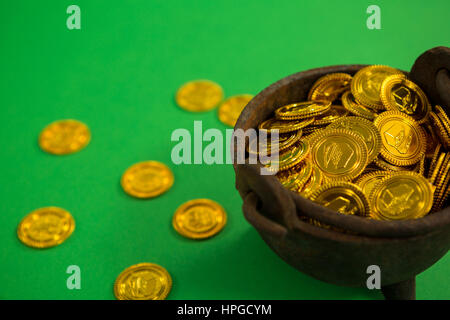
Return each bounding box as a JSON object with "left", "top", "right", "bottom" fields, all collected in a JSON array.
[{"left": 233, "top": 47, "right": 450, "bottom": 300}]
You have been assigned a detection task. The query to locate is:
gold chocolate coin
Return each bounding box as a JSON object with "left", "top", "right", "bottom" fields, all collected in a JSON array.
[
  {"left": 309, "top": 129, "right": 368, "bottom": 181},
  {"left": 17, "top": 207, "right": 75, "bottom": 248},
  {"left": 380, "top": 74, "right": 430, "bottom": 124},
  {"left": 248, "top": 130, "right": 302, "bottom": 155},
  {"left": 176, "top": 80, "right": 223, "bottom": 112},
  {"left": 373, "top": 156, "right": 418, "bottom": 172},
  {"left": 258, "top": 117, "right": 314, "bottom": 133},
  {"left": 121, "top": 161, "right": 174, "bottom": 198},
  {"left": 114, "top": 263, "right": 172, "bottom": 300},
  {"left": 313, "top": 104, "right": 349, "bottom": 126},
  {"left": 308, "top": 73, "right": 352, "bottom": 102},
  {"left": 355, "top": 171, "right": 392, "bottom": 197},
  {"left": 351, "top": 65, "right": 403, "bottom": 110},
  {"left": 264, "top": 140, "right": 310, "bottom": 172},
  {"left": 172, "top": 199, "right": 227, "bottom": 239},
  {"left": 341, "top": 91, "right": 376, "bottom": 120},
  {"left": 39, "top": 119, "right": 91, "bottom": 155},
  {"left": 309, "top": 182, "right": 370, "bottom": 217},
  {"left": 278, "top": 158, "right": 313, "bottom": 191},
  {"left": 218, "top": 94, "right": 253, "bottom": 127},
  {"left": 374, "top": 111, "right": 426, "bottom": 166},
  {"left": 275, "top": 101, "right": 331, "bottom": 120},
  {"left": 370, "top": 171, "right": 433, "bottom": 220},
  {"left": 328, "top": 116, "right": 381, "bottom": 163},
  {"left": 300, "top": 166, "right": 323, "bottom": 196}
]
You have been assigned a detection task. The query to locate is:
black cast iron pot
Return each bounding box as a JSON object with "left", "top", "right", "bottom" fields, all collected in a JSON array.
[{"left": 233, "top": 47, "right": 450, "bottom": 300}]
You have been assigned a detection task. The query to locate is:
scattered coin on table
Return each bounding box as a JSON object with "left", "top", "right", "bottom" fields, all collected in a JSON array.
[
  {"left": 114, "top": 263, "right": 172, "bottom": 300},
  {"left": 121, "top": 161, "right": 174, "bottom": 199},
  {"left": 39, "top": 119, "right": 91, "bottom": 155},
  {"left": 17, "top": 207, "right": 75, "bottom": 248},
  {"left": 172, "top": 199, "right": 227, "bottom": 239}
]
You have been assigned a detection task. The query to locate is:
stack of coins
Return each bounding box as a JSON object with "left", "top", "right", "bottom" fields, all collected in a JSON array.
[{"left": 253, "top": 65, "right": 449, "bottom": 223}]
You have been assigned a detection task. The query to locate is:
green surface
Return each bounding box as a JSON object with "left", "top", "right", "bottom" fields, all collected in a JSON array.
[{"left": 0, "top": 0, "right": 449, "bottom": 300}]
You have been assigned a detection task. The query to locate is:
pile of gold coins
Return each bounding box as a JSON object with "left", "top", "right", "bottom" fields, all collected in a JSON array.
[
  {"left": 16, "top": 79, "right": 241, "bottom": 300},
  {"left": 254, "top": 65, "right": 449, "bottom": 222}
]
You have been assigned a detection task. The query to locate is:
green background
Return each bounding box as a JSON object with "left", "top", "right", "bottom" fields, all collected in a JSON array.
[{"left": 0, "top": 0, "right": 449, "bottom": 300}]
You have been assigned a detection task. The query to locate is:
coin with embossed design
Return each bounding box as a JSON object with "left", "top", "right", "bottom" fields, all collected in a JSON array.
[
  {"left": 374, "top": 111, "right": 426, "bottom": 166},
  {"left": 328, "top": 116, "right": 381, "bottom": 163},
  {"left": 308, "top": 73, "right": 352, "bottom": 102},
  {"left": 309, "top": 129, "right": 368, "bottom": 181},
  {"left": 172, "top": 199, "right": 227, "bottom": 239},
  {"left": 355, "top": 171, "right": 392, "bottom": 197},
  {"left": 380, "top": 74, "right": 430, "bottom": 124},
  {"left": 39, "top": 119, "right": 91, "bottom": 155},
  {"left": 278, "top": 158, "right": 313, "bottom": 191},
  {"left": 351, "top": 65, "right": 404, "bottom": 110},
  {"left": 121, "top": 161, "right": 174, "bottom": 198},
  {"left": 259, "top": 117, "right": 314, "bottom": 133},
  {"left": 309, "top": 182, "right": 370, "bottom": 217},
  {"left": 264, "top": 140, "right": 310, "bottom": 172},
  {"left": 17, "top": 207, "right": 75, "bottom": 248},
  {"left": 369, "top": 171, "right": 433, "bottom": 220},
  {"left": 275, "top": 101, "right": 331, "bottom": 120},
  {"left": 341, "top": 91, "right": 376, "bottom": 120},
  {"left": 114, "top": 263, "right": 172, "bottom": 300}
]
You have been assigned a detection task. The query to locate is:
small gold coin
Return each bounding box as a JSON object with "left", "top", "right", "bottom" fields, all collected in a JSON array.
[
  {"left": 172, "top": 199, "right": 227, "bottom": 239},
  {"left": 373, "top": 156, "right": 418, "bottom": 172},
  {"left": 275, "top": 101, "right": 331, "bottom": 120},
  {"left": 218, "top": 94, "right": 253, "bottom": 127},
  {"left": 258, "top": 117, "right": 314, "bottom": 133},
  {"left": 374, "top": 111, "right": 426, "bottom": 166},
  {"left": 351, "top": 65, "right": 404, "bottom": 110},
  {"left": 328, "top": 116, "right": 381, "bottom": 163},
  {"left": 114, "top": 263, "right": 172, "bottom": 300},
  {"left": 369, "top": 171, "right": 433, "bottom": 220},
  {"left": 380, "top": 74, "right": 430, "bottom": 124},
  {"left": 39, "top": 120, "right": 90, "bottom": 155},
  {"left": 264, "top": 140, "right": 310, "bottom": 172},
  {"left": 121, "top": 161, "right": 174, "bottom": 198},
  {"left": 176, "top": 80, "right": 223, "bottom": 112},
  {"left": 248, "top": 130, "right": 302, "bottom": 155},
  {"left": 308, "top": 73, "right": 352, "bottom": 102},
  {"left": 300, "top": 166, "right": 323, "bottom": 196},
  {"left": 429, "top": 111, "right": 450, "bottom": 149},
  {"left": 341, "top": 91, "right": 376, "bottom": 120},
  {"left": 313, "top": 104, "right": 349, "bottom": 126},
  {"left": 309, "top": 182, "right": 370, "bottom": 217},
  {"left": 17, "top": 207, "right": 75, "bottom": 248},
  {"left": 355, "top": 171, "right": 392, "bottom": 197},
  {"left": 278, "top": 158, "right": 313, "bottom": 191},
  {"left": 309, "top": 129, "right": 368, "bottom": 181}
]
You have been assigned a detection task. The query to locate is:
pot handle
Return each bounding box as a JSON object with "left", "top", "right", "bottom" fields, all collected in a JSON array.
[
  {"left": 235, "top": 163, "right": 296, "bottom": 233},
  {"left": 410, "top": 46, "right": 450, "bottom": 110},
  {"left": 242, "top": 191, "right": 288, "bottom": 240}
]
